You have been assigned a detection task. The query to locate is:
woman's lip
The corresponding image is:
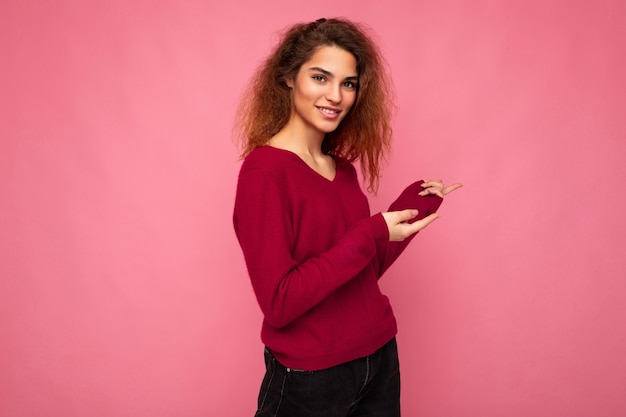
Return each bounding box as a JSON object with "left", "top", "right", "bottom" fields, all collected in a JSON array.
[{"left": 317, "top": 106, "right": 341, "bottom": 119}]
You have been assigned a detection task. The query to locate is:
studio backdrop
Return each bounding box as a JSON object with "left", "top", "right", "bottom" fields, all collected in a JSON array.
[{"left": 1, "top": 1, "right": 625, "bottom": 416}]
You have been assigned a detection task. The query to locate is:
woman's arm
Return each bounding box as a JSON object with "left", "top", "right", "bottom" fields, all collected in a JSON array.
[
  {"left": 375, "top": 180, "right": 462, "bottom": 277},
  {"left": 233, "top": 167, "right": 389, "bottom": 328}
]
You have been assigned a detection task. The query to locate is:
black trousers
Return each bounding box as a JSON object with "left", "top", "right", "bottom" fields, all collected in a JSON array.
[{"left": 254, "top": 338, "right": 401, "bottom": 417}]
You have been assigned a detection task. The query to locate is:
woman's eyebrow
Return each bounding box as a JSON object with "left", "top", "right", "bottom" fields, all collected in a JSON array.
[{"left": 308, "top": 66, "right": 358, "bottom": 80}]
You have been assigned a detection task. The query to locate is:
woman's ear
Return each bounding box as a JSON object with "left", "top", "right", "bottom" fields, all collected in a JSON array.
[{"left": 285, "top": 77, "right": 294, "bottom": 88}]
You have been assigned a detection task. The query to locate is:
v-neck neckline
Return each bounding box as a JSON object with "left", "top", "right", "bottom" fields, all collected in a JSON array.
[{"left": 262, "top": 146, "right": 337, "bottom": 182}]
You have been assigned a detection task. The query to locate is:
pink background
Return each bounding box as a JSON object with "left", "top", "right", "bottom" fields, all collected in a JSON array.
[{"left": 2, "top": 1, "right": 625, "bottom": 416}]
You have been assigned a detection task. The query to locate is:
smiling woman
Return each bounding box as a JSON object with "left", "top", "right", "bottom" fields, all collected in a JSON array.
[
  {"left": 269, "top": 45, "right": 358, "bottom": 180},
  {"left": 234, "top": 17, "right": 396, "bottom": 193},
  {"left": 232, "top": 17, "right": 461, "bottom": 417}
]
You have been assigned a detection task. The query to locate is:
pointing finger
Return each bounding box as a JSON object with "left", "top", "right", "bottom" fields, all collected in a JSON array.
[{"left": 443, "top": 183, "right": 463, "bottom": 195}]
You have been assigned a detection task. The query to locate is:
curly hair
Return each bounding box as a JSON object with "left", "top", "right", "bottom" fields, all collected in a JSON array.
[{"left": 234, "top": 18, "right": 394, "bottom": 193}]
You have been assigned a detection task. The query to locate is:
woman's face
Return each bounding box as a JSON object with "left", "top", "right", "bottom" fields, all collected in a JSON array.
[{"left": 286, "top": 45, "right": 358, "bottom": 137}]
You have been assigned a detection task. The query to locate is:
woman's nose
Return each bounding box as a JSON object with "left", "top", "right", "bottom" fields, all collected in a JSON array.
[{"left": 325, "top": 83, "right": 342, "bottom": 103}]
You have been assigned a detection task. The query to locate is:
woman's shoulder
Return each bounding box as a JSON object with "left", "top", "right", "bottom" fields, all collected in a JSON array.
[
  {"left": 238, "top": 146, "right": 303, "bottom": 182},
  {"left": 240, "top": 146, "right": 357, "bottom": 181},
  {"left": 242, "top": 146, "right": 291, "bottom": 168}
]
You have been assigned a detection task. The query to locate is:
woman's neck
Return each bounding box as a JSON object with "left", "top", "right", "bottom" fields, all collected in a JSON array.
[{"left": 267, "top": 121, "right": 326, "bottom": 158}]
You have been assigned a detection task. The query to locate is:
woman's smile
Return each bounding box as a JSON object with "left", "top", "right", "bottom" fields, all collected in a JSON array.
[{"left": 317, "top": 105, "right": 341, "bottom": 118}]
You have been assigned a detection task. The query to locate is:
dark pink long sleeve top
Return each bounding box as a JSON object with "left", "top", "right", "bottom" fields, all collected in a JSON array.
[{"left": 233, "top": 146, "right": 442, "bottom": 370}]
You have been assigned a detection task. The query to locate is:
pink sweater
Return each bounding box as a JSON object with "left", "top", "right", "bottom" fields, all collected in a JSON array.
[{"left": 233, "top": 146, "right": 442, "bottom": 370}]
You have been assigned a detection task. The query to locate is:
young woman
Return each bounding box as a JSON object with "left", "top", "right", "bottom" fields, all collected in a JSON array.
[{"left": 233, "top": 17, "right": 461, "bottom": 417}]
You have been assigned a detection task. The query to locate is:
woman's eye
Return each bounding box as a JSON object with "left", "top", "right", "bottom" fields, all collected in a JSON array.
[
  {"left": 343, "top": 81, "right": 356, "bottom": 89},
  {"left": 312, "top": 75, "right": 326, "bottom": 82}
]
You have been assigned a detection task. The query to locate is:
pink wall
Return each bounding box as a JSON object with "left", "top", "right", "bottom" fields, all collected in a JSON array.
[{"left": 2, "top": 1, "right": 625, "bottom": 416}]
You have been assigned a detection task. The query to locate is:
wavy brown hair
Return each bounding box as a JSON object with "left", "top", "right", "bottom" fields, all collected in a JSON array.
[{"left": 234, "top": 18, "right": 394, "bottom": 193}]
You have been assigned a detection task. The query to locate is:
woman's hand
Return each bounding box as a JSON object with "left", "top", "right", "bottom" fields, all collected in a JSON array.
[
  {"left": 418, "top": 180, "right": 463, "bottom": 198},
  {"left": 383, "top": 179, "right": 462, "bottom": 241},
  {"left": 382, "top": 209, "right": 440, "bottom": 241}
]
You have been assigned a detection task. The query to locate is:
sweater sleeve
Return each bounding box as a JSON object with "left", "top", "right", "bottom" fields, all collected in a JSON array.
[
  {"left": 375, "top": 180, "right": 444, "bottom": 277},
  {"left": 233, "top": 167, "right": 389, "bottom": 329}
]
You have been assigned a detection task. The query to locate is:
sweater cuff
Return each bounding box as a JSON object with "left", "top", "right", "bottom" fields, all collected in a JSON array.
[
  {"left": 370, "top": 212, "right": 390, "bottom": 243},
  {"left": 389, "top": 180, "right": 444, "bottom": 219}
]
